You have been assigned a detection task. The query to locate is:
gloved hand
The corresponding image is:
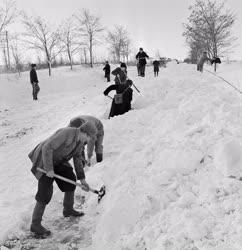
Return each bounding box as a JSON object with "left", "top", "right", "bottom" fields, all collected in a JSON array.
[
  {"left": 126, "top": 79, "right": 133, "bottom": 86},
  {"left": 80, "top": 179, "right": 90, "bottom": 192},
  {"left": 103, "top": 91, "right": 108, "bottom": 96},
  {"left": 46, "top": 170, "right": 54, "bottom": 178}
]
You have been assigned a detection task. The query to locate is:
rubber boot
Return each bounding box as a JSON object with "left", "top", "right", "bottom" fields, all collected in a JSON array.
[
  {"left": 96, "top": 153, "right": 103, "bottom": 163},
  {"left": 63, "top": 191, "right": 84, "bottom": 217},
  {"left": 30, "top": 202, "right": 51, "bottom": 236}
]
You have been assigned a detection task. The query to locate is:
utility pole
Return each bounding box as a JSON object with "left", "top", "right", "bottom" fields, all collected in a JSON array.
[{"left": 6, "top": 31, "right": 10, "bottom": 69}]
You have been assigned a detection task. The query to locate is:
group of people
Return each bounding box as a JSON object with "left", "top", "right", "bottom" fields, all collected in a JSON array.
[
  {"left": 29, "top": 59, "right": 135, "bottom": 237},
  {"left": 28, "top": 47, "right": 223, "bottom": 238}
]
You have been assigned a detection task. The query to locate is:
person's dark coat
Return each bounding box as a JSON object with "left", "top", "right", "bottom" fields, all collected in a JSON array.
[
  {"left": 136, "top": 51, "right": 149, "bottom": 66},
  {"left": 30, "top": 68, "right": 39, "bottom": 84},
  {"left": 211, "top": 57, "right": 221, "bottom": 65},
  {"left": 104, "top": 80, "right": 133, "bottom": 118},
  {"left": 153, "top": 60, "right": 160, "bottom": 71},
  {"left": 103, "top": 63, "right": 111, "bottom": 77},
  {"left": 112, "top": 67, "right": 127, "bottom": 85}
]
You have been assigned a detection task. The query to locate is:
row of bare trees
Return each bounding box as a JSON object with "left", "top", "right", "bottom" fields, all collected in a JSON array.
[
  {"left": 183, "top": 0, "right": 237, "bottom": 69},
  {"left": 21, "top": 9, "right": 106, "bottom": 76},
  {"left": 107, "top": 25, "right": 132, "bottom": 63},
  {"left": 0, "top": 0, "right": 133, "bottom": 76}
]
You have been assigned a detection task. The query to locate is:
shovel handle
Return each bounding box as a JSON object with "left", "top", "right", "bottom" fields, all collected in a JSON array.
[
  {"left": 132, "top": 83, "right": 140, "bottom": 93},
  {"left": 37, "top": 168, "right": 96, "bottom": 193}
]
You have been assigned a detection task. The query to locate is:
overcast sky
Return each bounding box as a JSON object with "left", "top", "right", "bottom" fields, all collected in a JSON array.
[{"left": 9, "top": 0, "right": 242, "bottom": 61}]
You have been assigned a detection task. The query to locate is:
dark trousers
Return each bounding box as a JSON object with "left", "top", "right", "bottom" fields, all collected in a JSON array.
[
  {"left": 139, "top": 65, "right": 146, "bottom": 77},
  {"left": 105, "top": 73, "right": 110, "bottom": 82},
  {"left": 35, "top": 162, "right": 76, "bottom": 204},
  {"left": 197, "top": 64, "right": 203, "bottom": 72},
  {"left": 137, "top": 63, "right": 140, "bottom": 76},
  {"left": 31, "top": 83, "right": 40, "bottom": 100},
  {"left": 106, "top": 74, "right": 110, "bottom": 82}
]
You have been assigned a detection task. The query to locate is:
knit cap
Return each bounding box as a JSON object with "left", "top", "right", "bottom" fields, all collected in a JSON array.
[{"left": 80, "top": 121, "right": 97, "bottom": 139}]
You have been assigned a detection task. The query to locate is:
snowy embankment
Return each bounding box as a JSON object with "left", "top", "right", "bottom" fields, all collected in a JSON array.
[{"left": 0, "top": 62, "right": 242, "bottom": 250}]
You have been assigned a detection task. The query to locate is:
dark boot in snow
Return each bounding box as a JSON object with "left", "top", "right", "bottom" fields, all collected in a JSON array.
[
  {"left": 63, "top": 191, "right": 84, "bottom": 217},
  {"left": 30, "top": 202, "right": 51, "bottom": 236},
  {"left": 96, "top": 153, "right": 103, "bottom": 163}
]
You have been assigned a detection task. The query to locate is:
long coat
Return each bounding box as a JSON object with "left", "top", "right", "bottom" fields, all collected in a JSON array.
[
  {"left": 104, "top": 82, "right": 133, "bottom": 118},
  {"left": 103, "top": 63, "right": 111, "bottom": 77},
  {"left": 30, "top": 69, "right": 39, "bottom": 84},
  {"left": 28, "top": 127, "right": 86, "bottom": 180},
  {"left": 136, "top": 51, "right": 149, "bottom": 66},
  {"left": 153, "top": 60, "right": 160, "bottom": 71},
  {"left": 197, "top": 54, "right": 211, "bottom": 67}
]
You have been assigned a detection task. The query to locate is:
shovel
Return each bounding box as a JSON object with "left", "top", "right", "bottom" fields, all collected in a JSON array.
[{"left": 37, "top": 168, "right": 106, "bottom": 203}]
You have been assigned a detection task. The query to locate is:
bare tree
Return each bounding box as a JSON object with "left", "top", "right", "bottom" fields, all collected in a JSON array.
[
  {"left": 60, "top": 17, "right": 83, "bottom": 70},
  {"left": 0, "top": 0, "right": 17, "bottom": 70},
  {"left": 10, "top": 34, "right": 23, "bottom": 75},
  {"left": 76, "top": 9, "right": 104, "bottom": 67},
  {"left": 183, "top": 0, "right": 236, "bottom": 71},
  {"left": 122, "top": 39, "right": 132, "bottom": 63},
  {"left": 0, "top": 0, "right": 17, "bottom": 33},
  {"left": 1, "top": 41, "right": 8, "bottom": 69},
  {"left": 22, "top": 14, "right": 64, "bottom": 76},
  {"left": 106, "top": 25, "right": 131, "bottom": 63}
]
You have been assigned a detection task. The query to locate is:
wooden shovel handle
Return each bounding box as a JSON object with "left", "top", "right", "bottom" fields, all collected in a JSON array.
[{"left": 37, "top": 167, "right": 95, "bottom": 192}]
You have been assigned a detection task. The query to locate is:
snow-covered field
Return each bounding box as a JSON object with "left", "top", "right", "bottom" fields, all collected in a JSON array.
[{"left": 0, "top": 62, "right": 242, "bottom": 250}]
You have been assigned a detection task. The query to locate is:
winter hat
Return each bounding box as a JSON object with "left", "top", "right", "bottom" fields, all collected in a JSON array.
[
  {"left": 120, "top": 62, "right": 127, "bottom": 68},
  {"left": 79, "top": 121, "right": 97, "bottom": 139},
  {"left": 31, "top": 63, "right": 36, "bottom": 68},
  {"left": 69, "top": 117, "right": 85, "bottom": 128}
]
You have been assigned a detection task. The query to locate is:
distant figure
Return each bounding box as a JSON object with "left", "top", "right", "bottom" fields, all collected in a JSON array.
[
  {"left": 103, "top": 61, "right": 111, "bottom": 82},
  {"left": 197, "top": 52, "right": 211, "bottom": 72},
  {"left": 69, "top": 115, "right": 104, "bottom": 165},
  {"left": 111, "top": 62, "right": 127, "bottom": 85},
  {"left": 153, "top": 60, "right": 160, "bottom": 77},
  {"left": 211, "top": 57, "right": 221, "bottom": 65},
  {"left": 30, "top": 64, "right": 40, "bottom": 100},
  {"left": 136, "top": 48, "right": 149, "bottom": 77},
  {"left": 103, "top": 79, "right": 133, "bottom": 118}
]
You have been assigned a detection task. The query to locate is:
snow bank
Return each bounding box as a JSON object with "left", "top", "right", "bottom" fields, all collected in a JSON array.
[
  {"left": 1, "top": 63, "right": 242, "bottom": 249},
  {"left": 215, "top": 140, "right": 242, "bottom": 177}
]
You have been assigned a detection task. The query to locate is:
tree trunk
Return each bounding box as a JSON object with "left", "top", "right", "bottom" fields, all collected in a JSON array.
[
  {"left": 83, "top": 48, "right": 87, "bottom": 64},
  {"left": 48, "top": 61, "right": 52, "bottom": 76},
  {"left": 90, "top": 45, "right": 93, "bottom": 68},
  {"left": 67, "top": 49, "right": 73, "bottom": 70},
  {"left": 89, "top": 37, "right": 93, "bottom": 68}
]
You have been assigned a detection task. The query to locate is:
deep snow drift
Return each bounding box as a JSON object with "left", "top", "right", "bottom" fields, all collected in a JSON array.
[{"left": 0, "top": 62, "right": 242, "bottom": 250}]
